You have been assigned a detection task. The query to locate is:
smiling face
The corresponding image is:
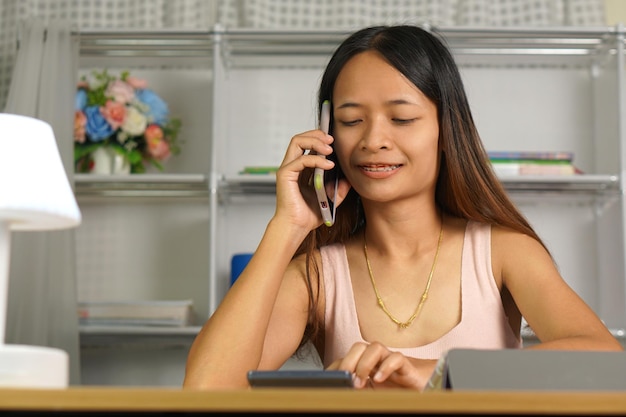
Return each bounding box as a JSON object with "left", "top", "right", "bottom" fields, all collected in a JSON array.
[{"left": 332, "top": 50, "right": 440, "bottom": 204}]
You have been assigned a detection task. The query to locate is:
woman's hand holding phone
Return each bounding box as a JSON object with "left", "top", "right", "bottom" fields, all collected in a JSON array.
[{"left": 273, "top": 99, "right": 349, "bottom": 232}]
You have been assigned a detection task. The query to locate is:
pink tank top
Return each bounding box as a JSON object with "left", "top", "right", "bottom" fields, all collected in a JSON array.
[{"left": 321, "top": 221, "right": 522, "bottom": 367}]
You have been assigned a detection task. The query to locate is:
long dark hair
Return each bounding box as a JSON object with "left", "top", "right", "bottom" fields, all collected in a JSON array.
[{"left": 294, "top": 25, "right": 546, "bottom": 356}]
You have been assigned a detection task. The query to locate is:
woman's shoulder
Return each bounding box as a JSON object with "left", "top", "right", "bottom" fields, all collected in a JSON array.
[
  {"left": 490, "top": 223, "right": 553, "bottom": 279},
  {"left": 288, "top": 245, "right": 340, "bottom": 275},
  {"left": 490, "top": 223, "right": 543, "bottom": 247},
  {"left": 461, "top": 218, "right": 540, "bottom": 246},
  {"left": 461, "top": 219, "right": 548, "bottom": 263}
]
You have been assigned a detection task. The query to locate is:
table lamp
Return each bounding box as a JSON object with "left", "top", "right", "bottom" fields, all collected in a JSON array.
[{"left": 0, "top": 113, "right": 81, "bottom": 388}]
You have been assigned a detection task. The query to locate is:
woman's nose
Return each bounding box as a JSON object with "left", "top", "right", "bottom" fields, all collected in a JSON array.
[{"left": 359, "top": 117, "right": 390, "bottom": 151}]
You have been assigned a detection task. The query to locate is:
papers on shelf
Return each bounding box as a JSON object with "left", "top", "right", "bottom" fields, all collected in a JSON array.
[{"left": 78, "top": 300, "right": 194, "bottom": 327}]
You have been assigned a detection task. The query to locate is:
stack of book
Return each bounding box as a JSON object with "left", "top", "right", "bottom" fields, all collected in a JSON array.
[
  {"left": 239, "top": 166, "right": 278, "bottom": 175},
  {"left": 78, "top": 300, "right": 194, "bottom": 327},
  {"left": 488, "top": 151, "right": 578, "bottom": 176}
]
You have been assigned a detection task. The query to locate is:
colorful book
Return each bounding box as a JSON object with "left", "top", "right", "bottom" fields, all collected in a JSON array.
[
  {"left": 489, "top": 150, "right": 578, "bottom": 176},
  {"left": 488, "top": 151, "right": 574, "bottom": 162},
  {"left": 240, "top": 166, "right": 279, "bottom": 175}
]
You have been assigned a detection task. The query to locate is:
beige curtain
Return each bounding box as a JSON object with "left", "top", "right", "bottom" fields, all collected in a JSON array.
[
  {"left": 0, "top": 0, "right": 218, "bottom": 110},
  {"left": 4, "top": 18, "right": 81, "bottom": 385}
]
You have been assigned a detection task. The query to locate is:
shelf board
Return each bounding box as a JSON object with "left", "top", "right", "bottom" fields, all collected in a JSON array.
[
  {"left": 77, "top": 29, "right": 216, "bottom": 68},
  {"left": 437, "top": 25, "right": 614, "bottom": 66},
  {"left": 219, "top": 173, "right": 620, "bottom": 197},
  {"left": 79, "top": 324, "right": 201, "bottom": 348},
  {"left": 499, "top": 174, "right": 620, "bottom": 192},
  {"left": 75, "top": 173, "right": 209, "bottom": 199}
]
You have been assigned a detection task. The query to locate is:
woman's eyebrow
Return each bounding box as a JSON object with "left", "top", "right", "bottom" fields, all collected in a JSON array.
[
  {"left": 335, "top": 99, "right": 419, "bottom": 110},
  {"left": 335, "top": 102, "right": 360, "bottom": 110}
]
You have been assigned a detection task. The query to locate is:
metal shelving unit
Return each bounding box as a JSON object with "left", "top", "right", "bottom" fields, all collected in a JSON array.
[{"left": 76, "top": 25, "right": 626, "bottom": 346}]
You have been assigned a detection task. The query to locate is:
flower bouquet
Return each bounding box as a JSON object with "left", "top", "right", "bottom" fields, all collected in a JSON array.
[{"left": 74, "top": 70, "right": 182, "bottom": 174}]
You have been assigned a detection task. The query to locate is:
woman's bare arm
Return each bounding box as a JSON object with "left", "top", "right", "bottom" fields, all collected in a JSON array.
[{"left": 493, "top": 226, "right": 623, "bottom": 352}]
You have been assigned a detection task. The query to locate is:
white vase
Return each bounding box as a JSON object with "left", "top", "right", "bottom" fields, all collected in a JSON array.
[{"left": 91, "top": 147, "right": 131, "bottom": 175}]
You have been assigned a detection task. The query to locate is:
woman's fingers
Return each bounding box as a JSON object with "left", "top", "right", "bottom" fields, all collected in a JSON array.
[
  {"left": 351, "top": 342, "right": 391, "bottom": 387},
  {"left": 271, "top": 129, "right": 338, "bottom": 229},
  {"left": 325, "top": 342, "right": 423, "bottom": 389},
  {"left": 324, "top": 343, "right": 382, "bottom": 388},
  {"left": 370, "top": 351, "right": 406, "bottom": 383},
  {"left": 280, "top": 129, "right": 334, "bottom": 166}
]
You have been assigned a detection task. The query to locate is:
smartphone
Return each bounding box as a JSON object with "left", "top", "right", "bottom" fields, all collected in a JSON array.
[
  {"left": 313, "top": 100, "right": 337, "bottom": 227},
  {"left": 247, "top": 369, "right": 354, "bottom": 388}
]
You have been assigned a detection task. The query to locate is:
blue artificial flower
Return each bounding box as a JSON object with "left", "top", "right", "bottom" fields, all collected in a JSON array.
[
  {"left": 84, "top": 106, "right": 114, "bottom": 142},
  {"left": 75, "top": 89, "right": 87, "bottom": 111},
  {"left": 135, "top": 89, "right": 169, "bottom": 125}
]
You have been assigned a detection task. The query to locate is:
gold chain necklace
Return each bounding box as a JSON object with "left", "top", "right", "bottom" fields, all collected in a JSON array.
[{"left": 363, "top": 222, "right": 443, "bottom": 329}]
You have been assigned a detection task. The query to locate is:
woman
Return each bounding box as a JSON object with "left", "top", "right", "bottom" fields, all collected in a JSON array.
[{"left": 184, "top": 25, "right": 622, "bottom": 391}]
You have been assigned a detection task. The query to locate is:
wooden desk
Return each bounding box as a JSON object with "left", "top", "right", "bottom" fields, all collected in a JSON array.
[{"left": 1, "top": 387, "right": 626, "bottom": 415}]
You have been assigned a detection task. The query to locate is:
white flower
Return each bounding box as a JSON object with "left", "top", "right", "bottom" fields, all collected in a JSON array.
[{"left": 121, "top": 106, "right": 147, "bottom": 136}]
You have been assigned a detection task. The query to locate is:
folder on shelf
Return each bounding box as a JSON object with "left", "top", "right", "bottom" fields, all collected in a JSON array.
[{"left": 78, "top": 300, "right": 194, "bottom": 327}]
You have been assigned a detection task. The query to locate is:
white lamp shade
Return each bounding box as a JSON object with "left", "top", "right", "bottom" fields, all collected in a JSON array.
[{"left": 0, "top": 113, "right": 81, "bottom": 231}]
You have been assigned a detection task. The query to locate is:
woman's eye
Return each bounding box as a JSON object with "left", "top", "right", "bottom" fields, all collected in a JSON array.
[
  {"left": 393, "top": 118, "right": 417, "bottom": 125},
  {"left": 339, "top": 119, "right": 361, "bottom": 126}
]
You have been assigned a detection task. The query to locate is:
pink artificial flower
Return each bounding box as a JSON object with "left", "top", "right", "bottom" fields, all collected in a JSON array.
[
  {"left": 149, "top": 140, "right": 171, "bottom": 160},
  {"left": 145, "top": 124, "right": 164, "bottom": 142},
  {"left": 105, "top": 79, "right": 135, "bottom": 103},
  {"left": 126, "top": 76, "right": 148, "bottom": 89},
  {"left": 145, "top": 124, "right": 171, "bottom": 160},
  {"left": 100, "top": 100, "right": 127, "bottom": 130},
  {"left": 74, "top": 110, "right": 87, "bottom": 143}
]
